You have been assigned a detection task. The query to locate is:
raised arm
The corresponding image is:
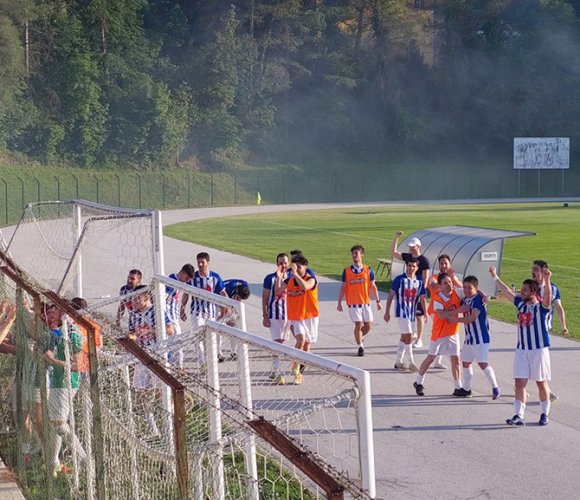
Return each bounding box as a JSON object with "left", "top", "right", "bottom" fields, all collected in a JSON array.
[
  {"left": 488, "top": 266, "right": 515, "bottom": 303},
  {"left": 541, "top": 268, "right": 552, "bottom": 309},
  {"left": 391, "top": 231, "right": 404, "bottom": 260}
]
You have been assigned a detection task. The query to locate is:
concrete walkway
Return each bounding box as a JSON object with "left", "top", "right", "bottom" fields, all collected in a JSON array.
[{"left": 161, "top": 203, "right": 580, "bottom": 500}]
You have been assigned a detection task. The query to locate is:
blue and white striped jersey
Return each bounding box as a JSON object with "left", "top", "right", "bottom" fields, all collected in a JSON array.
[
  {"left": 514, "top": 296, "right": 551, "bottom": 350},
  {"left": 391, "top": 273, "right": 425, "bottom": 320},
  {"left": 263, "top": 271, "right": 288, "bottom": 320},
  {"left": 461, "top": 294, "right": 490, "bottom": 345},
  {"left": 128, "top": 305, "right": 170, "bottom": 347},
  {"left": 165, "top": 273, "right": 182, "bottom": 323},
  {"left": 538, "top": 282, "right": 561, "bottom": 330},
  {"left": 187, "top": 271, "right": 225, "bottom": 319}
]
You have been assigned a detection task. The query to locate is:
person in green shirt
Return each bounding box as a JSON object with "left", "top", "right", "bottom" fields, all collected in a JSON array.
[{"left": 44, "top": 304, "right": 86, "bottom": 476}]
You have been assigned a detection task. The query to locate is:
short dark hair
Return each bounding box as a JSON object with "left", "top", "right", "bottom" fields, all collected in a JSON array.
[
  {"left": 463, "top": 275, "right": 479, "bottom": 288},
  {"left": 351, "top": 245, "right": 364, "bottom": 253},
  {"left": 292, "top": 255, "right": 308, "bottom": 266},
  {"left": 180, "top": 263, "right": 195, "bottom": 278},
  {"left": 290, "top": 250, "right": 304, "bottom": 257},
  {"left": 197, "top": 252, "right": 210, "bottom": 261},
  {"left": 533, "top": 259, "right": 548, "bottom": 269},
  {"left": 406, "top": 256, "right": 419, "bottom": 264},
  {"left": 522, "top": 279, "right": 540, "bottom": 295},
  {"left": 129, "top": 269, "right": 142, "bottom": 278},
  {"left": 438, "top": 254, "right": 451, "bottom": 263},
  {"left": 233, "top": 283, "right": 251, "bottom": 300},
  {"left": 70, "top": 297, "right": 88, "bottom": 310},
  {"left": 133, "top": 284, "right": 151, "bottom": 299},
  {"left": 437, "top": 272, "right": 450, "bottom": 284},
  {"left": 276, "top": 253, "right": 289, "bottom": 263}
]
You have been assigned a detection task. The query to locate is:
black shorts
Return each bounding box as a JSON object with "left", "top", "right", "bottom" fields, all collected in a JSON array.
[{"left": 416, "top": 302, "right": 425, "bottom": 316}]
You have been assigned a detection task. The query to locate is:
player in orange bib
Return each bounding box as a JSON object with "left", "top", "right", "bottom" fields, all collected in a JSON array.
[
  {"left": 413, "top": 273, "right": 471, "bottom": 397},
  {"left": 337, "top": 245, "right": 382, "bottom": 357},
  {"left": 275, "top": 254, "right": 319, "bottom": 385}
]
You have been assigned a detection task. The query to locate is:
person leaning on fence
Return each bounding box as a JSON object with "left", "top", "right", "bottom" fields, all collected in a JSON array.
[
  {"left": 116, "top": 269, "right": 143, "bottom": 327},
  {"left": 128, "top": 285, "right": 174, "bottom": 436},
  {"left": 275, "top": 255, "right": 319, "bottom": 386},
  {"left": 44, "top": 304, "right": 87, "bottom": 477},
  {"left": 166, "top": 264, "right": 195, "bottom": 367},
  {"left": 218, "top": 278, "right": 251, "bottom": 361}
]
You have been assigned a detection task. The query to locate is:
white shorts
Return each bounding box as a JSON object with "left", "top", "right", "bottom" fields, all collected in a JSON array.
[
  {"left": 348, "top": 305, "right": 373, "bottom": 323},
  {"left": 429, "top": 335, "right": 460, "bottom": 357},
  {"left": 170, "top": 320, "right": 182, "bottom": 336},
  {"left": 462, "top": 343, "right": 490, "bottom": 363},
  {"left": 513, "top": 348, "right": 551, "bottom": 382},
  {"left": 269, "top": 318, "right": 291, "bottom": 341},
  {"left": 133, "top": 363, "right": 157, "bottom": 390},
  {"left": 291, "top": 317, "right": 319, "bottom": 344},
  {"left": 397, "top": 317, "right": 414, "bottom": 334},
  {"left": 48, "top": 388, "right": 77, "bottom": 422}
]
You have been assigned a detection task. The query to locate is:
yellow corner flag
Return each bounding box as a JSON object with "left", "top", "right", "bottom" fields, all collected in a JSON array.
[{"left": 256, "top": 191, "right": 262, "bottom": 206}]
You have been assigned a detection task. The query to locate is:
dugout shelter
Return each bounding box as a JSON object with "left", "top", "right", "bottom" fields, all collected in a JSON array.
[{"left": 391, "top": 226, "right": 535, "bottom": 296}]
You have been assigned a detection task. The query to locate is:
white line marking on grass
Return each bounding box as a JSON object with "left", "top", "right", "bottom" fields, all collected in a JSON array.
[
  {"left": 502, "top": 257, "right": 580, "bottom": 273},
  {"left": 259, "top": 220, "right": 390, "bottom": 242}
]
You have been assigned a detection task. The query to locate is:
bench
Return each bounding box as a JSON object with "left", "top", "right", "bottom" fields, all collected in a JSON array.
[{"left": 376, "top": 258, "right": 392, "bottom": 279}]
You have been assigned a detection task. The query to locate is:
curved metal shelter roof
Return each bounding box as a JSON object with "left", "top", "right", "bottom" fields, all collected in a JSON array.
[{"left": 392, "top": 226, "right": 536, "bottom": 296}]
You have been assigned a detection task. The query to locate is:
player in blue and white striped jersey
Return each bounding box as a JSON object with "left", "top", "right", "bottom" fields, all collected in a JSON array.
[
  {"left": 166, "top": 264, "right": 195, "bottom": 367},
  {"left": 532, "top": 260, "right": 568, "bottom": 336},
  {"left": 384, "top": 258, "right": 427, "bottom": 372},
  {"left": 180, "top": 252, "right": 227, "bottom": 329},
  {"left": 116, "top": 269, "right": 142, "bottom": 326},
  {"left": 489, "top": 266, "right": 553, "bottom": 427},
  {"left": 262, "top": 253, "right": 291, "bottom": 382},
  {"left": 451, "top": 276, "right": 500, "bottom": 400}
]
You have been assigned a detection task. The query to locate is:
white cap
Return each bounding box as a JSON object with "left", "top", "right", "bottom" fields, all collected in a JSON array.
[{"left": 407, "top": 237, "right": 421, "bottom": 247}]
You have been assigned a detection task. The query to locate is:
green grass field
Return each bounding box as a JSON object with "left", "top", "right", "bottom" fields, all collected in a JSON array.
[{"left": 165, "top": 202, "right": 580, "bottom": 339}]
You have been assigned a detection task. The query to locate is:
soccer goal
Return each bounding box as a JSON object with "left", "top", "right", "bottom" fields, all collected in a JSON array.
[{"left": 4, "top": 199, "right": 163, "bottom": 306}]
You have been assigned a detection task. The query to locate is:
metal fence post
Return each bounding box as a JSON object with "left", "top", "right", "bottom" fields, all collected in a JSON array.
[
  {"left": 72, "top": 174, "right": 79, "bottom": 198},
  {"left": 187, "top": 171, "right": 191, "bottom": 208},
  {"left": 161, "top": 174, "right": 166, "bottom": 209},
  {"left": 33, "top": 177, "right": 40, "bottom": 202},
  {"left": 18, "top": 177, "right": 24, "bottom": 212},
  {"left": 1, "top": 179, "right": 7, "bottom": 225},
  {"left": 137, "top": 173, "right": 142, "bottom": 209},
  {"left": 93, "top": 175, "right": 99, "bottom": 203},
  {"left": 210, "top": 173, "right": 214, "bottom": 206},
  {"left": 54, "top": 176, "right": 60, "bottom": 200},
  {"left": 115, "top": 174, "right": 121, "bottom": 206},
  {"left": 234, "top": 175, "right": 237, "bottom": 205}
]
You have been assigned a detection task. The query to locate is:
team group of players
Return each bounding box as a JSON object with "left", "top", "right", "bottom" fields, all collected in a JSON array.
[
  {"left": 260, "top": 232, "right": 568, "bottom": 427},
  {"left": 121, "top": 232, "right": 568, "bottom": 427}
]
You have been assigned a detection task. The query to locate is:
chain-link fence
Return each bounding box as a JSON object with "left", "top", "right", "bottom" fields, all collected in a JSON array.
[{"left": 1, "top": 165, "right": 578, "bottom": 226}]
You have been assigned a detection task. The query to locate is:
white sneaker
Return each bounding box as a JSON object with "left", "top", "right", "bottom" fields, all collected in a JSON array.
[{"left": 412, "top": 339, "right": 423, "bottom": 348}]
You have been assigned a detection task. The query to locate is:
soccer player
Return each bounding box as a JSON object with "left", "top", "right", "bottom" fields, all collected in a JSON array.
[
  {"left": 116, "top": 269, "right": 142, "bottom": 326},
  {"left": 180, "top": 253, "right": 227, "bottom": 327},
  {"left": 180, "top": 252, "right": 228, "bottom": 362},
  {"left": 426, "top": 254, "right": 464, "bottom": 368},
  {"left": 128, "top": 285, "right": 174, "bottom": 435},
  {"left": 413, "top": 273, "right": 470, "bottom": 397},
  {"left": 531, "top": 259, "right": 567, "bottom": 403},
  {"left": 224, "top": 279, "right": 251, "bottom": 302},
  {"left": 450, "top": 276, "right": 500, "bottom": 399},
  {"left": 166, "top": 264, "right": 195, "bottom": 367},
  {"left": 275, "top": 255, "right": 319, "bottom": 385},
  {"left": 44, "top": 304, "right": 87, "bottom": 476},
  {"left": 384, "top": 257, "right": 426, "bottom": 371},
  {"left": 263, "top": 253, "right": 291, "bottom": 384},
  {"left": 489, "top": 265, "right": 553, "bottom": 426},
  {"left": 391, "top": 232, "right": 430, "bottom": 350},
  {"left": 337, "top": 245, "right": 382, "bottom": 357}
]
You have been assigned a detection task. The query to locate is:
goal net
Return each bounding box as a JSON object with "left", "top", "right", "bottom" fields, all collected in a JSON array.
[{"left": 0, "top": 200, "right": 376, "bottom": 499}]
